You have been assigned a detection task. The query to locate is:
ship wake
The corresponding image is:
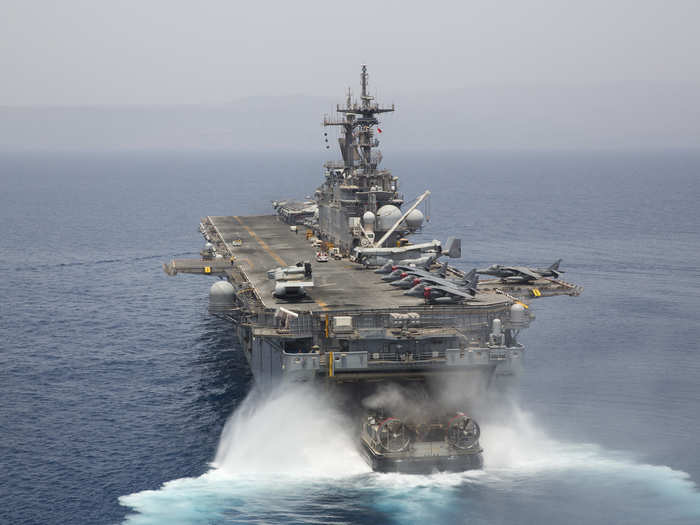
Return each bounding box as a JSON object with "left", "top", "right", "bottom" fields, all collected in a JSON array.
[{"left": 119, "top": 384, "right": 700, "bottom": 525}]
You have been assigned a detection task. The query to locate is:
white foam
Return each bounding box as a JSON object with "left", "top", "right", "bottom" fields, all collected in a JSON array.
[
  {"left": 212, "top": 382, "right": 369, "bottom": 477},
  {"left": 120, "top": 390, "right": 700, "bottom": 524}
]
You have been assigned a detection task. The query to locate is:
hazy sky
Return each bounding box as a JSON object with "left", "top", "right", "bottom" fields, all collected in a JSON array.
[{"left": 2, "top": 1, "right": 699, "bottom": 106}]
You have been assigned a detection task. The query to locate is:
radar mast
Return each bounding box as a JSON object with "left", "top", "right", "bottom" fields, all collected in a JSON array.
[{"left": 323, "top": 65, "right": 395, "bottom": 188}]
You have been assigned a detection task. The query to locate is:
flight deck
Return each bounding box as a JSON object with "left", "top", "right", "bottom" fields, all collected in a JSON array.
[
  {"left": 166, "top": 214, "right": 580, "bottom": 316},
  {"left": 170, "top": 214, "right": 511, "bottom": 312}
]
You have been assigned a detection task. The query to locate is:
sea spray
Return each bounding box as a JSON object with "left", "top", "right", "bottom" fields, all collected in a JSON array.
[
  {"left": 361, "top": 382, "right": 435, "bottom": 422},
  {"left": 121, "top": 387, "right": 700, "bottom": 524},
  {"left": 212, "top": 381, "right": 369, "bottom": 477}
]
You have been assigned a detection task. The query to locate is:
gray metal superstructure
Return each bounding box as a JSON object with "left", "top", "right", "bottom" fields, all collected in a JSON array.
[
  {"left": 164, "top": 66, "right": 582, "bottom": 472},
  {"left": 311, "top": 65, "right": 428, "bottom": 255}
]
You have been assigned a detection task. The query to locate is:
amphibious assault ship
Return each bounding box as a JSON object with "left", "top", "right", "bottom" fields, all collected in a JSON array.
[{"left": 164, "top": 66, "right": 582, "bottom": 473}]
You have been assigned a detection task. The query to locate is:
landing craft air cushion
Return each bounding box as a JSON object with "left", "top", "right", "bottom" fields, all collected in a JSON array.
[{"left": 164, "top": 67, "right": 582, "bottom": 474}]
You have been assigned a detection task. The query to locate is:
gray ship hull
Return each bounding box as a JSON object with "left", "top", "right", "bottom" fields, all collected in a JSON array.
[
  {"left": 167, "top": 214, "right": 580, "bottom": 387},
  {"left": 163, "top": 66, "right": 582, "bottom": 474}
]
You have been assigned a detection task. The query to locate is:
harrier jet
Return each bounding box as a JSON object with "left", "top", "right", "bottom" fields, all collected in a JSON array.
[
  {"left": 476, "top": 259, "right": 563, "bottom": 283},
  {"left": 389, "top": 261, "right": 456, "bottom": 288},
  {"left": 421, "top": 284, "right": 481, "bottom": 304},
  {"left": 374, "top": 254, "right": 439, "bottom": 275},
  {"left": 405, "top": 269, "right": 480, "bottom": 300}
]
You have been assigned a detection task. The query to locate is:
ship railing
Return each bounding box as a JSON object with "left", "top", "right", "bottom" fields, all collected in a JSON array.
[
  {"left": 255, "top": 304, "right": 510, "bottom": 336},
  {"left": 281, "top": 351, "right": 321, "bottom": 374},
  {"left": 328, "top": 308, "right": 503, "bottom": 332},
  {"left": 255, "top": 310, "right": 317, "bottom": 336},
  {"left": 280, "top": 348, "right": 513, "bottom": 376},
  {"left": 367, "top": 349, "right": 447, "bottom": 363}
]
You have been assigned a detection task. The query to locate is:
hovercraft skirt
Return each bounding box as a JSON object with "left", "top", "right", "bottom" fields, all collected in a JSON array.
[{"left": 360, "top": 441, "right": 483, "bottom": 474}]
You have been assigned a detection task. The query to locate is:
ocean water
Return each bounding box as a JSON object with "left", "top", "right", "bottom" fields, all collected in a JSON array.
[{"left": 1, "top": 150, "right": 699, "bottom": 524}]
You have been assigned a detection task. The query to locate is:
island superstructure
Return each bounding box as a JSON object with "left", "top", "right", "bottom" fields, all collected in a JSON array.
[{"left": 164, "top": 66, "right": 582, "bottom": 472}]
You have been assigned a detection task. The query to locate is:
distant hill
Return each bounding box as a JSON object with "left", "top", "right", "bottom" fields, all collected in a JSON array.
[{"left": 1, "top": 84, "right": 698, "bottom": 152}]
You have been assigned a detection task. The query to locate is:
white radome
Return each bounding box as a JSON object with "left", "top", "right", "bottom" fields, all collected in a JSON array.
[
  {"left": 376, "top": 205, "right": 402, "bottom": 231},
  {"left": 209, "top": 281, "right": 235, "bottom": 307},
  {"left": 405, "top": 209, "right": 424, "bottom": 230}
]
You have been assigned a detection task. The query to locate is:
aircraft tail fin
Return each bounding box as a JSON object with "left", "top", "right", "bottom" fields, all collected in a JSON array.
[
  {"left": 462, "top": 268, "right": 479, "bottom": 293},
  {"left": 463, "top": 268, "right": 476, "bottom": 284},
  {"left": 443, "top": 237, "right": 461, "bottom": 259},
  {"left": 422, "top": 254, "right": 438, "bottom": 271},
  {"left": 549, "top": 258, "right": 564, "bottom": 276}
]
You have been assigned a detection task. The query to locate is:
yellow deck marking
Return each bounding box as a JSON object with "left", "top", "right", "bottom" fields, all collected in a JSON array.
[
  {"left": 236, "top": 257, "right": 254, "bottom": 270},
  {"left": 233, "top": 216, "right": 329, "bottom": 311},
  {"left": 234, "top": 216, "right": 287, "bottom": 267}
]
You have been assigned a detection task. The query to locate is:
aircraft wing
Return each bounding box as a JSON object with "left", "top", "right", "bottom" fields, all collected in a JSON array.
[
  {"left": 418, "top": 275, "right": 463, "bottom": 287},
  {"left": 429, "top": 285, "right": 475, "bottom": 299},
  {"left": 509, "top": 266, "right": 542, "bottom": 280},
  {"left": 395, "top": 266, "right": 433, "bottom": 277}
]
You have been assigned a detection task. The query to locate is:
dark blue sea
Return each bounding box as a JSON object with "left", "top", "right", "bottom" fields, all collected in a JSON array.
[{"left": 2, "top": 150, "right": 700, "bottom": 524}]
